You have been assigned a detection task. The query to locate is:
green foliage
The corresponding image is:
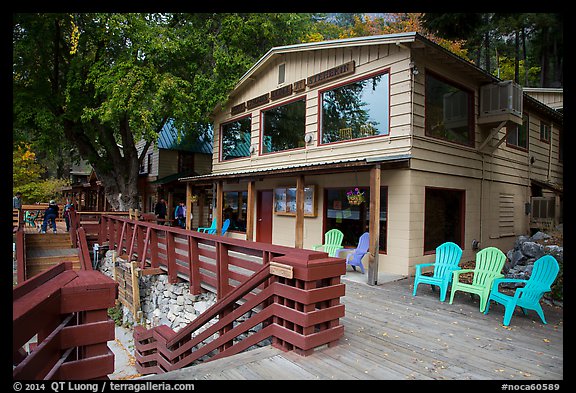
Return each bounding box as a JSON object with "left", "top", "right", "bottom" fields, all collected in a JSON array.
[
  {"left": 108, "top": 303, "right": 124, "bottom": 327},
  {"left": 493, "top": 56, "right": 541, "bottom": 86}
]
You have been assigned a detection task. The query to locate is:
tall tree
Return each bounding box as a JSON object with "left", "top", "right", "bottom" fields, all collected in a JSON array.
[{"left": 13, "top": 13, "right": 316, "bottom": 210}]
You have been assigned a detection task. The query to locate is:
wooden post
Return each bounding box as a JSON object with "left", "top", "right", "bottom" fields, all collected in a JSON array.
[
  {"left": 246, "top": 180, "right": 255, "bottom": 241},
  {"left": 368, "top": 165, "right": 381, "bottom": 285},
  {"left": 216, "top": 180, "right": 224, "bottom": 235},
  {"left": 295, "top": 175, "right": 305, "bottom": 249},
  {"left": 186, "top": 183, "right": 192, "bottom": 230}
]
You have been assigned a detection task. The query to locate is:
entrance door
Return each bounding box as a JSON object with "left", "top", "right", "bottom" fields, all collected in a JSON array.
[{"left": 256, "top": 190, "right": 273, "bottom": 243}]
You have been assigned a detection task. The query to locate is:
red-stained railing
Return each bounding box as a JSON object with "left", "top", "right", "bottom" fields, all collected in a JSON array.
[
  {"left": 98, "top": 215, "right": 346, "bottom": 375},
  {"left": 12, "top": 261, "right": 118, "bottom": 380}
]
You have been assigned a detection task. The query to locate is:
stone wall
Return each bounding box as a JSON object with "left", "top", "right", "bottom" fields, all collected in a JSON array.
[{"left": 99, "top": 250, "right": 216, "bottom": 331}]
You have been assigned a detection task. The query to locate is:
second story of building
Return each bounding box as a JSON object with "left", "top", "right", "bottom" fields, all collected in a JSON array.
[{"left": 210, "top": 32, "right": 562, "bottom": 187}]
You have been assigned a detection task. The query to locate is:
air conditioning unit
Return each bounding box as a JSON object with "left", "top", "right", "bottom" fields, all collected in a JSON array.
[{"left": 479, "top": 81, "right": 523, "bottom": 125}]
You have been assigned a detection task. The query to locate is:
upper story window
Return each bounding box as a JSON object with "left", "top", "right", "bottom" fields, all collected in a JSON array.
[
  {"left": 220, "top": 115, "right": 251, "bottom": 161},
  {"left": 425, "top": 72, "right": 474, "bottom": 147},
  {"left": 320, "top": 71, "right": 390, "bottom": 144},
  {"left": 506, "top": 113, "right": 529, "bottom": 151},
  {"left": 540, "top": 121, "right": 551, "bottom": 143},
  {"left": 278, "top": 63, "right": 286, "bottom": 85},
  {"left": 261, "top": 98, "right": 306, "bottom": 154}
]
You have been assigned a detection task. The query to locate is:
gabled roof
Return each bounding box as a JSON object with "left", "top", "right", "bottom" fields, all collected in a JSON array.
[{"left": 157, "top": 120, "right": 213, "bottom": 154}]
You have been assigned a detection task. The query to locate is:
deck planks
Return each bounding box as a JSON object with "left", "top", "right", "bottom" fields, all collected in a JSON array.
[{"left": 142, "top": 276, "right": 563, "bottom": 381}]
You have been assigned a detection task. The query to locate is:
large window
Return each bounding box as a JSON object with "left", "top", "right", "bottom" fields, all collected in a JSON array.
[
  {"left": 506, "top": 113, "right": 529, "bottom": 150},
  {"left": 324, "top": 187, "right": 387, "bottom": 252},
  {"left": 221, "top": 116, "right": 251, "bottom": 161},
  {"left": 261, "top": 98, "right": 306, "bottom": 153},
  {"left": 425, "top": 72, "right": 473, "bottom": 146},
  {"left": 321, "top": 72, "right": 389, "bottom": 144},
  {"left": 424, "top": 187, "right": 465, "bottom": 253},
  {"left": 222, "top": 191, "right": 248, "bottom": 232}
]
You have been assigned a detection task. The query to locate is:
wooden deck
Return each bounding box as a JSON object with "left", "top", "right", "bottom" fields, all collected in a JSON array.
[{"left": 143, "top": 276, "right": 563, "bottom": 381}]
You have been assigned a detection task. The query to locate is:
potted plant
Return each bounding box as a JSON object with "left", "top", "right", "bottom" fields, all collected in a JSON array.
[{"left": 346, "top": 188, "right": 365, "bottom": 206}]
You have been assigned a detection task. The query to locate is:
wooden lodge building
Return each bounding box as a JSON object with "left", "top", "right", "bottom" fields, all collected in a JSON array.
[{"left": 180, "top": 32, "right": 563, "bottom": 284}]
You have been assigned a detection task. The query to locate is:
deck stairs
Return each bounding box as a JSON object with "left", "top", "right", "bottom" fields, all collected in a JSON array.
[{"left": 24, "top": 233, "right": 80, "bottom": 279}]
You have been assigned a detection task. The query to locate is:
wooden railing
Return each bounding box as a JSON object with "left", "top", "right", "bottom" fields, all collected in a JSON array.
[
  {"left": 98, "top": 215, "right": 346, "bottom": 375},
  {"left": 12, "top": 261, "right": 118, "bottom": 380}
]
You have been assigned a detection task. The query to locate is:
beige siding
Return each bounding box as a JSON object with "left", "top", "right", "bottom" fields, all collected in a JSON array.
[{"left": 213, "top": 44, "right": 412, "bottom": 175}]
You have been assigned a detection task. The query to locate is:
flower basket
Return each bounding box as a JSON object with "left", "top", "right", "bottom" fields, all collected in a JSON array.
[
  {"left": 346, "top": 188, "right": 365, "bottom": 206},
  {"left": 191, "top": 195, "right": 199, "bottom": 204}
]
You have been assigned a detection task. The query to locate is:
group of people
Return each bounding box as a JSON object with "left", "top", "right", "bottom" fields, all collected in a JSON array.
[
  {"left": 15, "top": 192, "right": 190, "bottom": 232},
  {"left": 154, "top": 198, "right": 190, "bottom": 229},
  {"left": 13, "top": 192, "right": 75, "bottom": 234}
]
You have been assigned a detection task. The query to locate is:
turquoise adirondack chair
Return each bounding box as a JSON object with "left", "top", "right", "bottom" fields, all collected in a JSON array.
[
  {"left": 198, "top": 218, "right": 217, "bottom": 234},
  {"left": 337, "top": 232, "right": 370, "bottom": 273},
  {"left": 413, "top": 241, "right": 463, "bottom": 302},
  {"left": 449, "top": 247, "right": 506, "bottom": 312},
  {"left": 220, "top": 219, "right": 231, "bottom": 236},
  {"left": 484, "top": 255, "right": 559, "bottom": 326},
  {"left": 24, "top": 210, "right": 40, "bottom": 227},
  {"left": 313, "top": 229, "right": 344, "bottom": 257}
]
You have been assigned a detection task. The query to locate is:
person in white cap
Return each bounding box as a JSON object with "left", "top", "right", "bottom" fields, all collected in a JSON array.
[{"left": 41, "top": 200, "right": 59, "bottom": 234}]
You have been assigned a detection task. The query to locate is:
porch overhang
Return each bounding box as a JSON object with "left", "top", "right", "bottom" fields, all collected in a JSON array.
[{"left": 178, "top": 154, "right": 411, "bottom": 184}]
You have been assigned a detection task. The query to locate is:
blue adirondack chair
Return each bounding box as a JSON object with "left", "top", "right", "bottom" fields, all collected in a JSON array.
[
  {"left": 220, "top": 219, "right": 231, "bottom": 236},
  {"left": 313, "top": 229, "right": 344, "bottom": 257},
  {"left": 449, "top": 247, "right": 506, "bottom": 312},
  {"left": 484, "top": 255, "right": 560, "bottom": 326},
  {"left": 198, "top": 218, "right": 217, "bottom": 234},
  {"left": 337, "top": 232, "right": 370, "bottom": 274},
  {"left": 413, "top": 241, "right": 463, "bottom": 302}
]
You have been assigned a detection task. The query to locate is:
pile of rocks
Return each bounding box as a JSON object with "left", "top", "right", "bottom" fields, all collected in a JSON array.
[
  {"left": 503, "top": 231, "right": 563, "bottom": 304},
  {"left": 138, "top": 274, "right": 216, "bottom": 332},
  {"left": 99, "top": 250, "right": 216, "bottom": 331}
]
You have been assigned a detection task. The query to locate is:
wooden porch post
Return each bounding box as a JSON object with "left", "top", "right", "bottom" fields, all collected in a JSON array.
[
  {"left": 368, "top": 165, "right": 381, "bottom": 285},
  {"left": 246, "top": 180, "right": 255, "bottom": 241},
  {"left": 185, "top": 182, "right": 192, "bottom": 230},
  {"left": 216, "top": 180, "right": 224, "bottom": 235},
  {"left": 295, "top": 175, "right": 305, "bottom": 249}
]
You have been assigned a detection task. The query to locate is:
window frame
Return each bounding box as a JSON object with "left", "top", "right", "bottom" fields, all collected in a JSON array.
[
  {"left": 423, "top": 186, "right": 466, "bottom": 254},
  {"left": 323, "top": 186, "right": 388, "bottom": 253},
  {"left": 259, "top": 96, "right": 307, "bottom": 156},
  {"left": 505, "top": 113, "right": 529, "bottom": 152},
  {"left": 219, "top": 114, "right": 252, "bottom": 162},
  {"left": 318, "top": 69, "right": 391, "bottom": 146},
  {"left": 540, "top": 121, "right": 551, "bottom": 144},
  {"left": 424, "top": 70, "right": 475, "bottom": 147},
  {"left": 222, "top": 190, "right": 248, "bottom": 233}
]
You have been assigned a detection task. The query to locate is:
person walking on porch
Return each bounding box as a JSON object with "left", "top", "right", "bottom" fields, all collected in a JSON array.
[{"left": 175, "top": 201, "right": 186, "bottom": 229}]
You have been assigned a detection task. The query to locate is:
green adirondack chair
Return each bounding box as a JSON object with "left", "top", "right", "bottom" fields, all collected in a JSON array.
[
  {"left": 484, "top": 255, "right": 559, "bottom": 326},
  {"left": 413, "top": 242, "right": 463, "bottom": 302},
  {"left": 449, "top": 247, "right": 506, "bottom": 312},
  {"left": 313, "top": 229, "right": 344, "bottom": 257}
]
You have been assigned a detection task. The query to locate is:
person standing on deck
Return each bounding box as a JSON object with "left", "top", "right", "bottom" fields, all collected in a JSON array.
[
  {"left": 41, "top": 200, "right": 59, "bottom": 234},
  {"left": 63, "top": 200, "right": 74, "bottom": 232},
  {"left": 13, "top": 192, "right": 22, "bottom": 210},
  {"left": 175, "top": 201, "right": 187, "bottom": 229},
  {"left": 154, "top": 198, "right": 167, "bottom": 225}
]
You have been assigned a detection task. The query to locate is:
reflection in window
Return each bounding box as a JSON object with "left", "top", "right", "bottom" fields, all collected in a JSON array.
[
  {"left": 325, "top": 187, "right": 387, "bottom": 252},
  {"left": 425, "top": 73, "right": 473, "bottom": 146},
  {"left": 262, "top": 99, "right": 306, "bottom": 153},
  {"left": 506, "top": 113, "right": 529, "bottom": 150},
  {"left": 222, "top": 191, "right": 247, "bottom": 232},
  {"left": 221, "top": 116, "right": 251, "bottom": 160},
  {"left": 321, "top": 73, "right": 389, "bottom": 144}
]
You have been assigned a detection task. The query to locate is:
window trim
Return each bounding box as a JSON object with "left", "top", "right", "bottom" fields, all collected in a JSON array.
[
  {"left": 219, "top": 114, "right": 252, "bottom": 162},
  {"left": 423, "top": 186, "right": 466, "bottom": 255},
  {"left": 322, "top": 186, "right": 388, "bottom": 254},
  {"left": 505, "top": 113, "right": 529, "bottom": 152},
  {"left": 259, "top": 95, "right": 307, "bottom": 156},
  {"left": 424, "top": 70, "right": 475, "bottom": 147},
  {"left": 317, "top": 68, "right": 391, "bottom": 147},
  {"left": 540, "top": 121, "right": 551, "bottom": 144}
]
